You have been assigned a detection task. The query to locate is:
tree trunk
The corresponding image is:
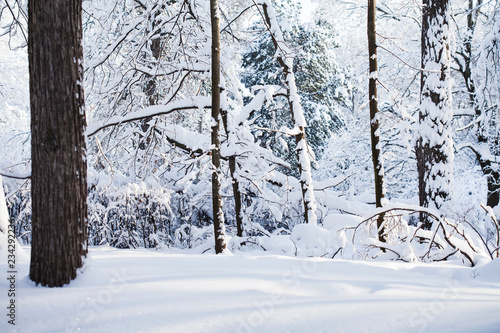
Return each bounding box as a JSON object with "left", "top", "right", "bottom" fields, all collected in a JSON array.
[
  {"left": 220, "top": 110, "right": 244, "bottom": 237},
  {"left": 262, "top": 2, "right": 318, "bottom": 225},
  {"left": 416, "top": 0, "right": 454, "bottom": 229},
  {"left": 454, "top": 0, "right": 499, "bottom": 208},
  {"left": 211, "top": 0, "right": 227, "bottom": 253},
  {"left": 29, "top": 0, "right": 88, "bottom": 287},
  {"left": 368, "top": 0, "right": 386, "bottom": 242},
  {"left": 139, "top": 6, "right": 163, "bottom": 151},
  {"left": 478, "top": 158, "right": 500, "bottom": 208}
]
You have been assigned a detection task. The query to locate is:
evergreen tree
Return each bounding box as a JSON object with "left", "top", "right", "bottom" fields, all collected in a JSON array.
[{"left": 241, "top": 11, "right": 350, "bottom": 172}]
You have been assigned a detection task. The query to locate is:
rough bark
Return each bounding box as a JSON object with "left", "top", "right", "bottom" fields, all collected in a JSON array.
[
  {"left": 211, "top": 0, "right": 227, "bottom": 253},
  {"left": 416, "top": 0, "right": 454, "bottom": 229},
  {"left": 29, "top": 0, "right": 88, "bottom": 287},
  {"left": 368, "top": 0, "right": 386, "bottom": 242}
]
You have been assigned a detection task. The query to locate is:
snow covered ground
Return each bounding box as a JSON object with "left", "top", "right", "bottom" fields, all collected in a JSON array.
[{"left": 1, "top": 246, "right": 500, "bottom": 333}]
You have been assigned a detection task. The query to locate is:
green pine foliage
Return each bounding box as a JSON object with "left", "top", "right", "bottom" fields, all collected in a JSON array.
[{"left": 241, "top": 12, "right": 351, "bottom": 174}]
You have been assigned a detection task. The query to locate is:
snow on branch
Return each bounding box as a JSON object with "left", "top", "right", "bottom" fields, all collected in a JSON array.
[
  {"left": 86, "top": 96, "right": 211, "bottom": 137},
  {"left": 256, "top": 0, "right": 317, "bottom": 225},
  {"left": 235, "top": 85, "right": 286, "bottom": 126},
  {"left": 159, "top": 124, "right": 209, "bottom": 157},
  {"left": 456, "top": 142, "right": 499, "bottom": 164},
  {"left": 480, "top": 203, "right": 499, "bottom": 258},
  {"left": 350, "top": 203, "right": 493, "bottom": 266},
  {"left": 132, "top": 64, "right": 209, "bottom": 77}
]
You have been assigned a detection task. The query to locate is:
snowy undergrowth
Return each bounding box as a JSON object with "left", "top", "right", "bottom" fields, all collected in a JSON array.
[{"left": 170, "top": 197, "right": 500, "bottom": 268}]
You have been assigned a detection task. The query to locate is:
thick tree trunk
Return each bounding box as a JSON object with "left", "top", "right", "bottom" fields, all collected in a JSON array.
[
  {"left": 416, "top": 0, "right": 454, "bottom": 229},
  {"left": 210, "top": 0, "right": 227, "bottom": 253},
  {"left": 29, "top": 0, "right": 88, "bottom": 287},
  {"left": 368, "top": 0, "right": 386, "bottom": 242}
]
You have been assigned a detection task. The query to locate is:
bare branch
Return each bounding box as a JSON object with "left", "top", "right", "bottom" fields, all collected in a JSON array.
[{"left": 0, "top": 171, "right": 31, "bottom": 180}]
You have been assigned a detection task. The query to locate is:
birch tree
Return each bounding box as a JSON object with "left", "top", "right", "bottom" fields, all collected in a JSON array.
[
  {"left": 211, "top": 0, "right": 226, "bottom": 253},
  {"left": 260, "top": 0, "right": 318, "bottom": 225}
]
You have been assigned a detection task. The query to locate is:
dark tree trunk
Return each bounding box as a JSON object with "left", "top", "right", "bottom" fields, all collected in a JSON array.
[
  {"left": 477, "top": 158, "right": 500, "bottom": 208},
  {"left": 486, "top": 168, "right": 500, "bottom": 208},
  {"left": 230, "top": 157, "right": 244, "bottom": 237},
  {"left": 29, "top": 0, "right": 88, "bottom": 287},
  {"left": 461, "top": 0, "right": 481, "bottom": 110},
  {"left": 416, "top": 0, "right": 453, "bottom": 229},
  {"left": 368, "top": 0, "right": 386, "bottom": 243},
  {"left": 220, "top": 111, "right": 244, "bottom": 237},
  {"left": 210, "top": 0, "right": 227, "bottom": 253}
]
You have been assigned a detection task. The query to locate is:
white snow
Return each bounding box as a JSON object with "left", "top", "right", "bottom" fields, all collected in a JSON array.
[
  {"left": 0, "top": 175, "right": 27, "bottom": 258},
  {"left": 0, "top": 176, "right": 10, "bottom": 249},
  {"left": 2, "top": 246, "right": 500, "bottom": 333}
]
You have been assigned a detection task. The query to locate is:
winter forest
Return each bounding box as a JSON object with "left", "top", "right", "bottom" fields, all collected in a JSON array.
[{"left": 1, "top": 0, "right": 500, "bottom": 332}]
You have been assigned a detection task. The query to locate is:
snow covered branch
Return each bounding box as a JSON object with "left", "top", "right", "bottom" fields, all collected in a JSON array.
[
  {"left": 352, "top": 203, "right": 493, "bottom": 266},
  {"left": 86, "top": 97, "right": 211, "bottom": 137}
]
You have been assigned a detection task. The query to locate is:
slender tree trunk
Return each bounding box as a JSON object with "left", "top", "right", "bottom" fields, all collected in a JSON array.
[
  {"left": 228, "top": 155, "right": 243, "bottom": 236},
  {"left": 29, "top": 0, "right": 88, "bottom": 287},
  {"left": 262, "top": 2, "right": 318, "bottom": 225},
  {"left": 220, "top": 111, "right": 244, "bottom": 237},
  {"left": 462, "top": 0, "right": 481, "bottom": 108},
  {"left": 211, "top": 0, "right": 226, "bottom": 253},
  {"left": 416, "top": 0, "right": 454, "bottom": 229},
  {"left": 455, "top": 0, "right": 499, "bottom": 207},
  {"left": 368, "top": 0, "right": 386, "bottom": 242},
  {"left": 139, "top": 7, "right": 163, "bottom": 151}
]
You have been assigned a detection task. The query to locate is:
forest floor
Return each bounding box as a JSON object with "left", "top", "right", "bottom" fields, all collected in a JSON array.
[{"left": 2, "top": 245, "right": 500, "bottom": 333}]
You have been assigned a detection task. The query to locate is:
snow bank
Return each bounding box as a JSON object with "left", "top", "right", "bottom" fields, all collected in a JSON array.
[
  {"left": 291, "top": 223, "right": 342, "bottom": 257},
  {"left": 2, "top": 246, "right": 500, "bottom": 333}
]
